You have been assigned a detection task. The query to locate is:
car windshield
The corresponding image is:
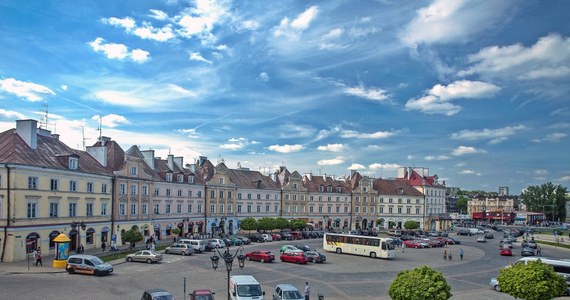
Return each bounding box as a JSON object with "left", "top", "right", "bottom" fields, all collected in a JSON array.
[
  {"left": 194, "top": 295, "right": 213, "bottom": 300},
  {"left": 237, "top": 284, "right": 262, "bottom": 297},
  {"left": 153, "top": 295, "right": 175, "bottom": 300},
  {"left": 283, "top": 290, "right": 303, "bottom": 299},
  {"left": 386, "top": 240, "right": 395, "bottom": 250},
  {"left": 91, "top": 257, "right": 105, "bottom": 265}
]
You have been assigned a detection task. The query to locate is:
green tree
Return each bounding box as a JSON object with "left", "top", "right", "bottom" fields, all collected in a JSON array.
[
  {"left": 403, "top": 220, "right": 419, "bottom": 230},
  {"left": 258, "top": 217, "right": 275, "bottom": 232},
  {"left": 388, "top": 265, "right": 452, "bottom": 300},
  {"left": 239, "top": 217, "right": 258, "bottom": 233},
  {"left": 275, "top": 217, "right": 289, "bottom": 230},
  {"left": 456, "top": 196, "right": 469, "bottom": 214},
  {"left": 290, "top": 219, "right": 306, "bottom": 231},
  {"left": 171, "top": 228, "right": 181, "bottom": 236},
  {"left": 497, "top": 259, "right": 567, "bottom": 300},
  {"left": 122, "top": 229, "right": 143, "bottom": 250},
  {"left": 520, "top": 182, "right": 568, "bottom": 221}
]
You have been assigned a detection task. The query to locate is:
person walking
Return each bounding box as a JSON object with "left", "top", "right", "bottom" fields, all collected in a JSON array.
[
  {"left": 402, "top": 243, "right": 406, "bottom": 252},
  {"left": 304, "top": 282, "right": 310, "bottom": 300},
  {"left": 36, "top": 250, "right": 43, "bottom": 266},
  {"left": 443, "top": 250, "right": 447, "bottom": 261},
  {"left": 459, "top": 248, "right": 464, "bottom": 260},
  {"left": 101, "top": 241, "right": 106, "bottom": 252},
  {"left": 33, "top": 249, "right": 39, "bottom": 266},
  {"left": 537, "top": 245, "right": 542, "bottom": 256}
]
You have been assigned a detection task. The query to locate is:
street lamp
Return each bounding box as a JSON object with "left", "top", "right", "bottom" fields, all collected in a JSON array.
[
  {"left": 210, "top": 244, "right": 245, "bottom": 300},
  {"left": 70, "top": 221, "right": 86, "bottom": 253}
]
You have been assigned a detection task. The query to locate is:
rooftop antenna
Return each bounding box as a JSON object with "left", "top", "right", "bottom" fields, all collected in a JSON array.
[
  {"left": 96, "top": 116, "right": 103, "bottom": 141},
  {"left": 39, "top": 100, "right": 55, "bottom": 131},
  {"left": 80, "top": 126, "right": 91, "bottom": 150}
]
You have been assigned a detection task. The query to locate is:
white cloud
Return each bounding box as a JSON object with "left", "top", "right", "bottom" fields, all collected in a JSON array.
[
  {"left": 341, "top": 130, "right": 396, "bottom": 139},
  {"left": 450, "top": 125, "right": 527, "bottom": 143},
  {"left": 0, "top": 108, "right": 26, "bottom": 119},
  {"left": 177, "top": 0, "right": 230, "bottom": 42},
  {"left": 268, "top": 144, "right": 304, "bottom": 153},
  {"left": 401, "top": 0, "right": 514, "bottom": 46},
  {"left": 132, "top": 25, "right": 176, "bottom": 42},
  {"left": 344, "top": 85, "right": 390, "bottom": 102},
  {"left": 149, "top": 9, "right": 169, "bottom": 21},
  {"left": 259, "top": 72, "right": 269, "bottom": 82},
  {"left": 177, "top": 128, "right": 200, "bottom": 139},
  {"left": 317, "top": 143, "right": 344, "bottom": 152},
  {"left": 347, "top": 163, "right": 366, "bottom": 170},
  {"left": 459, "top": 34, "right": 570, "bottom": 81},
  {"left": 317, "top": 156, "right": 345, "bottom": 166},
  {"left": 405, "top": 80, "right": 500, "bottom": 116},
  {"left": 532, "top": 132, "right": 567, "bottom": 143},
  {"left": 366, "top": 145, "right": 383, "bottom": 150},
  {"left": 557, "top": 176, "right": 570, "bottom": 182},
  {"left": 220, "top": 137, "right": 253, "bottom": 150},
  {"left": 460, "top": 169, "right": 475, "bottom": 174},
  {"left": 0, "top": 78, "right": 55, "bottom": 101},
  {"left": 190, "top": 52, "right": 213, "bottom": 64},
  {"left": 424, "top": 155, "right": 450, "bottom": 161},
  {"left": 322, "top": 28, "right": 343, "bottom": 40},
  {"left": 451, "top": 146, "right": 486, "bottom": 156},
  {"left": 369, "top": 163, "right": 401, "bottom": 170},
  {"left": 89, "top": 38, "right": 150, "bottom": 63},
  {"left": 93, "top": 82, "right": 196, "bottom": 108},
  {"left": 92, "top": 114, "right": 130, "bottom": 128},
  {"left": 60, "top": 85, "right": 68, "bottom": 91},
  {"left": 279, "top": 124, "right": 316, "bottom": 139},
  {"left": 238, "top": 20, "right": 260, "bottom": 31},
  {"left": 103, "top": 16, "right": 175, "bottom": 42},
  {"left": 273, "top": 6, "right": 319, "bottom": 40},
  {"left": 103, "top": 17, "right": 136, "bottom": 30}
]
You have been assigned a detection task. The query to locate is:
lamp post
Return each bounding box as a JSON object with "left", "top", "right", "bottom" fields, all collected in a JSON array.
[
  {"left": 70, "top": 221, "right": 86, "bottom": 253},
  {"left": 210, "top": 244, "right": 245, "bottom": 300}
]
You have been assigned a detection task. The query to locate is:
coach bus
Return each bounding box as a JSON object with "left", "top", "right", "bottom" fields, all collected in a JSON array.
[{"left": 323, "top": 233, "right": 395, "bottom": 258}]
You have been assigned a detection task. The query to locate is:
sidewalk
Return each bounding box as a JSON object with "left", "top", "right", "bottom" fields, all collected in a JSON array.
[{"left": 0, "top": 239, "right": 173, "bottom": 275}]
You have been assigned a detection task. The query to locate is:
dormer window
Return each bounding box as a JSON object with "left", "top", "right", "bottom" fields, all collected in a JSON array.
[
  {"left": 166, "top": 173, "right": 173, "bottom": 181},
  {"left": 69, "top": 157, "right": 78, "bottom": 170},
  {"left": 319, "top": 186, "right": 324, "bottom": 192},
  {"left": 398, "top": 188, "right": 404, "bottom": 195},
  {"left": 327, "top": 185, "right": 332, "bottom": 192},
  {"left": 177, "top": 175, "right": 184, "bottom": 183},
  {"left": 188, "top": 176, "right": 194, "bottom": 184},
  {"left": 336, "top": 186, "right": 342, "bottom": 192}
]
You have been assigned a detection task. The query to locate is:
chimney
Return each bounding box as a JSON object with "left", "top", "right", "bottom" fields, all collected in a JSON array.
[
  {"left": 199, "top": 156, "right": 207, "bottom": 166},
  {"left": 350, "top": 169, "right": 356, "bottom": 178},
  {"left": 188, "top": 163, "right": 196, "bottom": 172},
  {"left": 167, "top": 154, "right": 174, "bottom": 170},
  {"left": 86, "top": 144, "right": 108, "bottom": 167},
  {"left": 304, "top": 173, "right": 312, "bottom": 181},
  {"left": 51, "top": 134, "right": 60, "bottom": 140},
  {"left": 174, "top": 156, "right": 184, "bottom": 169},
  {"left": 141, "top": 150, "right": 155, "bottom": 169},
  {"left": 100, "top": 136, "right": 111, "bottom": 146},
  {"left": 16, "top": 119, "right": 38, "bottom": 149}
]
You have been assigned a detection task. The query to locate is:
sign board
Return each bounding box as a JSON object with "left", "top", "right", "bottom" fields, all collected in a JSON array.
[
  {"left": 554, "top": 230, "right": 558, "bottom": 236},
  {"left": 111, "top": 234, "right": 117, "bottom": 241}
]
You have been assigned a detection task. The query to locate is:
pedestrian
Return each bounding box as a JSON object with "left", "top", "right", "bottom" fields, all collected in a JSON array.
[
  {"left": 111, "top": 240, "right": 116, "bottom": 251},
  {"left": 459, "top": 248, "right": 464, "bottom": 260},
  {"left": 150, "top": 242, "right": 156, "bottom": 252},
  {"left": 443, "top": 250, "right": 447, "bottom": 260},
  {"left": 36, "top": 250, "right": 43, "bottom": 266},
  {"left": 79, "top": 244, "right": 84, "bottom": 254},
  {"left": 33, "top": 249, "right": 39, "bottom": 266},
  {"left": 402, "top": 243, "right": 406, "bottom": 252},
  {"left": 448, "top": 253, "right": 452, "bottom": 260},
  {"left": 304, "top": 282, "right": 310, "bottom": 300},
  {"left": 537, "top": 245, "right": 542, "bottom": 256},
  {"left": 101, "top": 241, "right": 106, "bottom": 252}
]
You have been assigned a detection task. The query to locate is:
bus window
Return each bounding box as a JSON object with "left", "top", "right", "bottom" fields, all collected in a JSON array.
[{"left": 382, "top": 242, "right": 386, "bottom": 250}]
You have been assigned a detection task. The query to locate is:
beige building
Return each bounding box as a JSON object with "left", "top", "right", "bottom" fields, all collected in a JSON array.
[
  {"left": 303, "top": 173, "right": 351, "bottom": 230},
  {"left": 374, "top": 179, "right": 425, "bottom": 230}
]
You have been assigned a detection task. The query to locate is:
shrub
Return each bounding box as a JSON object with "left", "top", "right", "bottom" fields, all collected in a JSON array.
[
  {"left": 497, "top": 259, "right": 567, "bottom": 300},
  {"left": 388, "top": 265, "right": 451, "bottom": 300}
]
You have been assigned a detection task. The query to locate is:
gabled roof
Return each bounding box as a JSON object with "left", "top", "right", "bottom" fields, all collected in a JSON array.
[
  {"left": 397, "top": 169, "right": 444, "bottom": 188},
  {"left": 194, "top": 159, "right": 214, "bottom": 184},
  {"left": 303, "top": 174, "right": 349, "bottom": 193},
  {"left": 228, "top": 169, "right": 280, "bottom": 190},
  {"left": 0, "top": 129, "right": 112, "bottom": 176},
  {"left": 373, "top": 179, "right": 424, "bottom": 196}
]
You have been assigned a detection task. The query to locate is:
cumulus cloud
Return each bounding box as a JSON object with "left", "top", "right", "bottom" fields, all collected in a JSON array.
[
  {"left": 459, "top": 34, "right": 570, "bottom": 81},
  {"left": 341, "top": 130, "right": 396, "bottom": 139},
  {"left": 532, "top": 132, "right": 567, "bottom": 143},
  {"left": 0, "top": 108, "right": 26, "bottom": 119},
  {"left": 177, "top": 0, "right": 230, "bottom": 42},
  {"left": 92, "top": 114, "right": 130, "bottom": 128},
  {"left": 451, "top": 146, "right": 486, "bottom": 156},
  {"left": 405, "top": 80, "right": 500, "bottom": 116},
  {"left": 189, "top": 52, "right": 213, "bottom": 64},
  {"left": 347, "top": 163, "right": 366, "bottom": 170},
  {"left": 424, "top": 155, "right": 450, "bottom": 161},
  {"left": 0, "top": 78, "right": 55, "bottom": 101},
  {"left": 268, "top": 144, "right": 304, "bottom": 153},
  {"left": 317, "top": 143, "right": 344, "bottom": 152},
  {"left": 401, "top": 0, "right": 514, "bottom": 46},
  {"left": 317, "top": 156, "right": 345, "bottom": 166},
  {"left": 102, "top": 16, "right": 175, "bottom": 42},
  {"left": 460, "top": 169, "right": 475, "bottom": 174},
  {"left": 369, "top": 163, "right": 401, "bottom": 170},
  {"left": 273, "top": 6, "right": 318, "bottom": 40},
  {"left": 450, "top": 125, "right": 527, "bottom": 144},
  {"left": 89, "top": 38, "right": 150, "bottom": 63},
  {"left": 220, "top": 137, "right": 254, "bottom": 150},
  {"left": 343, "top": 85, "right": 390, "bottom": 102},
  {"left": 259, "top": 72, "right": 269, "bottom": 82}
]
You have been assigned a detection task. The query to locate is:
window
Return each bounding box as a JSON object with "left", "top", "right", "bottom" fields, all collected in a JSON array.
[
  {"left": 265, "top": 194, "right": 270, "bottom": 200},
  {"left": 406, "top": 207, "right": 411, "bottom": 214},
  {"left": 237, "top": 205, "right": 242, "bottom": 213},
  {"left": 154, "top": 188, "right": 160, "bottom": 196},
  {"left": 219, "top": 204, "right": 224, "bottom": 213},
  {"left": 416, "top": 207, "right": 420, "bottom": 214},
  {"left": 371, "top": 207, "right": 375, "bottom": 213},
  {"left": 49, "top": 202, "right": 58, "bottom": 217},
  {"left": 293, "top": 206, "right": 297, "bottom": 213},
  {"left": 177, "top": 175, "right": 184, "bottom": 183},
  {"left": 238, "top": 193, "right": 242, "bottom": 200},
  {"left": 197, "top": 204, "right": 202, "bottom": 213},
  {"left": 50, "top": 179, "right": 59, "bottom": 191},
  {"left": 219, "top": 191, "right": 224, "bottom": 199},
  {"left": 266, "top": 205, "right": 270, "bottom": 212},
  {"left": 228, "top": 191, "right": 232, "bottom": 199},
  {"left": 86, "top": 203, "right": 93, "bottom": 216},
  {"left": 69, "top": 157, "right": 78, "bottom": 170},
  {"left": 219, "top": 177, "right": 224, "bottom": 184},
  {"left": 188, "top": 176, "right": 194, "bottom": 184},
  {"left": 130, "top": 204, "right": 137, "bottom": 215},
  {"left": 28, "top": 202, "right": 38, "bottom": 218},
  {"left": 178, "top": 189, "right": 182, "bottom": 197},
  {"left": 336, "top": 206, "right": 340, "bottom": 213},
  {"left": 285, "top": 205, "right": 290, "bottom": 213},
  {"left": 336, "top": 187, "right": 342, "bottom": 192},
  {"left": 388, "top": 207, "right": 393, "bottom": 214},
  {"left": 187, "top": 204, "right": 192, "bottom": 213},
  {"left": 210, "top": 190, "right": 215, "bottom": 198},
  {"left": 247, "top": 205, "right": 252, "bottom": 213},
  {"left": 319, "top": 186, "right": 324, "bottom": 192},
  {"left": 398, "top": 207, "right": 402, "bottom": 214},
  {"left": 69, "top": 180, "right": 77, "bottom": 192},
  {"left": 142, "top": 185, "right": 148, "bottom": 196},
  {"left": 328, "top": 196, "right": 331, "bottom": 202},
  {"left": 379, "top": 207, "right": 384, "bottom": 213},
  {"left": 131, "top": 184, "right": 138, "bottom": 195},
  {"left": 166, "top": 204, "right": 171, "bottom": 214},
  {"left": 256, "top": 205, "right": 261, "bottom": 213},
  {"left": 188, "top": 190, "right": 193, "bottom": 198},
  {"left": 87, "top": 182, "right": 94, "bottom": 193},
  {"left": 102, "top": 184, "right": 108, "bottom": 194},
  {"left": 228, "top": 204, "right": 232, "bottom": 213},
  {"left": 355, "top": 207, "right": 359, "bottom": 213},
  {"left": 310, "top": 206, "right": 314, "bottom": 213},
  {"left": 247, "top": 194, "right": 252, "bottom": 200},
  {"left": 166, "top": 189, "right": 171, "bottom": 197},
  {"left": 363, "top": 207, "right": 367, "bottom": 213},
  {"left": 210, "top": 204, "right": 215, "bottom": 213},
  {"left": 257, "top": 194, "right": 261, "bottom": 200},
  {"left": 274, "top": 205, "right": 279, "bottom": 212},
  {"left": 101, "top": 203, "right": 108, "bottom": 216},
  {"left": 197, "top": 191, "right": 202, "bottom": 198},
  {"left": 166, "top": 173, "right": 173, "bottom": 181},
  {"left": 28, "top": 177, "right": 38, "bottom": 189},
  {"left": 119, "top": 203, "right": 126, "bottom": 216},
  {"left": 154, "top": 204, "right": 160, "bottom": 214},
  {"left": 130, "top": 166, "right": 138, "bottom": 176},
  {"left": 69, "top": 203, "right": 77, "bottom": 217},
  {"left": 327, "top": 206, "right": 332, "bottom": 213},
  {"left": 120, "top": 183, "right": 126, "bottom": 195},
  {"left": 327, "top": 186, "right": 332, "bottom": 192},
  {"left": 142, "top": 203, "right": 148, "bottom": 215}
]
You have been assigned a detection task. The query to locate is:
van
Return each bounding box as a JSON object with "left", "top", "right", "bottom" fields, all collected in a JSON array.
[
  {"left": 229, "top": 275, "right": 265, "bottom": 300},
  {"left": 514, "top": 257, "right": 570, "bottom": 284},
  {"left": 66, "top": 254, "right": 113, "bottom": 276},
  {"left": 178, "top": 239, "right": 206, "bottom": 253}
]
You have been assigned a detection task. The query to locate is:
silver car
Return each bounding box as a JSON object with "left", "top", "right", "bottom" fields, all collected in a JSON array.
[
  {"left": 126, "top": 250, "right": 162, "bottom": 264},
  {"left": 489, "top": 278, "right": 501, "bottom": 292},
  {"left": 165, "top": 243, "right": 193, "bottom": 256},
  {"left": 273, "top": 283, "right": 303, "bottom": 300}
]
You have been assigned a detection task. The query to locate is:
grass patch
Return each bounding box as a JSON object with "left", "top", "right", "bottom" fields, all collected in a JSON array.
[
  {"left": 98, "top": 243, "right": 171, "bottom": 262},
  {"left": 537, "top": 240, "right": 570, "bottom": 250}
]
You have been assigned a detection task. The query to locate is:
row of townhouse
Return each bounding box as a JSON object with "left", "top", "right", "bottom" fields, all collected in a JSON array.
[{"left": 0, "top": 119, "right": 449, "bottom": 262}]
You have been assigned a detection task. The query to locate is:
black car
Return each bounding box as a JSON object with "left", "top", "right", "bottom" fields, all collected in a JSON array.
[
  {"left": 305, "top": 251, "right": 326, "bottom": 263},
  {"left": 247, "top": 235, "right": 262, "bottom": 243},
  {"left": 280, "top": 233, "right": 293, "bottom": 240},
  {"left": 294, "top": 244, "right": 311, "bottom": 252},
  {"left": 457, "top": 229, "right": 472, "bottom": 236},
  {"left": 484, "top": 233, "right": 494, "bottom": 239},
  {"left": 521, "top": 247, "right": 536, "bottom": 256},
  {"left": 205, "top": 241, "right": 215, "bottom": 252}
]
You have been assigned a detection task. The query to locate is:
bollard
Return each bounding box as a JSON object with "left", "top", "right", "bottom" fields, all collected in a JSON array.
[{"left": 318, "top": 293, "right": 324, "bottom": 300}]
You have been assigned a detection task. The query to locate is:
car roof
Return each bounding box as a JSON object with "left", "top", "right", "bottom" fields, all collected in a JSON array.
[
  {"left": 192, "top": 289, "right": 213, "bottom": 295},
  {"left": 68, "top": 254, "right": 100, "bottom": 260},
  {"left": 276, "top": 284, "right": 299, "bottom": 291},
  {"left": 145, "top": 288, "right": 172, "bottom": 295}
]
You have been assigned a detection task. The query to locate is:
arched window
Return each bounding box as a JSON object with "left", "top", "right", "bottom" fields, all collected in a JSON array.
[
  {"left": 49, "top": 231, "right": 60, "bottom": 250},
  {"left": 86, "top": 228, "right": 95, "bottom": 244}
]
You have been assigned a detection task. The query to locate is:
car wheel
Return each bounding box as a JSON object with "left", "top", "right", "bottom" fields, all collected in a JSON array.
[
  {"left": 261, "top": 258, "right": 265, "bottom": 263},
  {"left": 181, "top": 251, "right": 186, "bottom": 256},
  {"left": 296, "top": 260, "right": 301, "bottom": 264},
  {"left": 336, "top": 248, "right": 342, "bottom": 254},
  {"left": 246, "top": 256, "right": 250, "bottom": 261},
  {"left": 146, "top": 258, "right": 152, "bottom": 264},
  {"left": 127, "top": 257, "right": 133, "bottom": 262},
  {"left": 67, "top": 267, "right": 75, "bottom": 274},
  {"left": 494, "top": 285, "right": 501, "bottom": 292},
  {"left": 165, "top": 250, "right": 170, "bottom": 254},
  {"left": 370, "top": 252, "right": 377, "bottom": 258}
]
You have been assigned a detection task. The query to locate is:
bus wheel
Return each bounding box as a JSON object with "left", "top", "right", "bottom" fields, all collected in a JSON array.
[
  {"left": 370, "top": 252, "right": 377, "bottom": 258},
  {"left": 336, "top": 248, "right": 342, "bottom": 254}
]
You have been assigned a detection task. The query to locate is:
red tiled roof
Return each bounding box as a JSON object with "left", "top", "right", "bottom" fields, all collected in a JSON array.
[
  {"left": 373, "top": 179, "right": 424, "bottom": 196},
  {"left": 228, "top": 168, "right": 280, "bottom": 190},
  {"left": 303, "top": 174, "right": 349, "bottom": 193}
]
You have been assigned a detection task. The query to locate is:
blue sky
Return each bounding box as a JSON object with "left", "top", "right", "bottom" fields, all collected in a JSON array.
[{"left": 1, "top": 0, "right": 569, "bottom": 194}]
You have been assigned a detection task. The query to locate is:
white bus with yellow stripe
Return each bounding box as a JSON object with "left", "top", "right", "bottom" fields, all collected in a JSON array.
[{"left": 323, "top": 233, "right": 395, "bottom": 258}]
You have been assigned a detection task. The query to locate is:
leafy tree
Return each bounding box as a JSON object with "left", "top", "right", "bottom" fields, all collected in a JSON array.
[
  {"left": 521, "top": 182, "right": 568, "bottom": 221},
  {"left": 258, "top": 217, "right": 275, "bottom": 232},
  {"left": 388, "top": 221, "right": 396, "bottom": 229},
  {"left": 239, "top": 217, "right": 258, "bottom": 233},
  {"left": 171, "top": 228, "right": 181, "bottom": 235},
  {"left": 122, "top": 229, "right": 143, "bottom": 250},
  {"left": 290, "top": 219, "right": 306, "bottom": 231},
  {"left": 456, "top": 196, "right": 469, "bottom": 214},
  {"left": 403, "top": 221, "right": 419, "bottom": 230},
  {"left": 275, "top": 217, "right": 289, "bottom": 229},
  {"left": 388, "top": 265, "right": 452, "bottom": 300},
  {"left": 497, "top": 259, "right": 567, "bottom": 300}
]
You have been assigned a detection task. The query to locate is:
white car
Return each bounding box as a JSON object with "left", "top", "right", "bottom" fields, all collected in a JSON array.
[
  {"left": 261, "top": 234, "right": 273, "bottom": 242},
  {"left": 208, "top": 239, "right": 226, "bottom": 248}
]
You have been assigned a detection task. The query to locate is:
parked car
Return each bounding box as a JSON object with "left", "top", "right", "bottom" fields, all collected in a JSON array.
[
  {"left": 261, "top": 234, "right": 273, "bottom": 242},
  {"left": 294, "top": 244, "right": 312, "bottom": 252},
  {"left": 305, "top": 251, "right": 326, "bottom": 263},
  {"left": 238, "top": 236, "right": 252, "bottom": 245},
  {"left": 521, "top": 240, "right": 537, "bottom": 249},
  {"left": 291, "top": 231, "right": 302, "bottom": 240},
  {"left": 208, "top": 239, "right": 226, "bottom": 248},
  {"left": 489, "top": 278, "right": 501, "bottom": 292},
  {"left": 165, "top": 244, "right": 193, "bottom": 256},
  {"left": 484, "top": 233, "right": 494, "bottom": 239},
  {"left": 521, "top": 247, "right": 536, "bottom": 256},
  {"left": 448, "top": 237, "right": 461, "bottom": 244},
  {"left": 500, "top": 247, "right": 512, "bottom": 256},
  {"left": 272, "top": 283, "right": 304, "bottom": 300},
  {"left": 126, "top": 250, "right": 162, "bottom": 264},
  {"left": 66, "top": 254, "right": 113, "bottom": 276},
  {"left": 247, "top": 235, "right": 262, "bottom": 243},
  {"left": 280, "top": 251, "right": 309, "bottom": 264},
  {"left": 204, "top": 241, "right": 215, "bottom": 252},
  {"left": 190, "top": 289, "right": 215, "bottom": 300},
  {"left": 403, "top": 240, "right": 422, "bottom": 249},
  {"left": 499, "top": 240, "right": 513, "bottom": 249},
  {"left": 271, "top": 234, "right": 282, "bottom": 241},
  {"left": 457, "top": 229, "right": 472, "bottom": 236},
  {"left": 230, "top": 237, "right": 244, "bottom": 246},
  {"left": 280, "top": 233, "right": 293, "bottom": 240},
  {"left": 280, "top": 245, "right": 299, "bottom": 253},
  {"left": 477, "top": 236, "right": 487, "bottom": 243},
  {"left": 245, "top": 250, "right": 275, "bottom": 263},
  {"left": 141, "top": 288, "right": 176, "bottom": 300}
]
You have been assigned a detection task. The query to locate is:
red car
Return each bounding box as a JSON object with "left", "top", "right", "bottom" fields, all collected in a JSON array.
[
  {"left": 500, "top": 247, "right": 512, "bottom": 256},
  {"left": 403, "top": 240, "right": 421, "bottom": 249},
  {"left": 436, "top": 237, "right": 454, "bottom": 245},
  {"left": 280, "top": 251, "right": 309, "bottom": 264},
  {"left": 271, "top": 234, "right": 282, "bottom": 241},
  {"left": 190, "top": 289, "right": 215, "bottom": 300},
  {"left": 245, "top": 250, "right": 275, "bottom": 263}
]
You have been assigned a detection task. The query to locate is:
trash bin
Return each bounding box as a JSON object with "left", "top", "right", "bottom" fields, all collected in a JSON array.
[{"left": 318, "top": 293, "right": 324, "bottom": 300}]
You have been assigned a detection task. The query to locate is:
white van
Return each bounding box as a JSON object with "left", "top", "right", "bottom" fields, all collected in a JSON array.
[
  {"left": 514, "top": 257, "right": 570, "bottom": 283},
  {"left": 229, "top": 275, "right": 265, "bottom": 300},
  {"left": 177, "top": 239, "right": 206, "bottom": 253}
]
